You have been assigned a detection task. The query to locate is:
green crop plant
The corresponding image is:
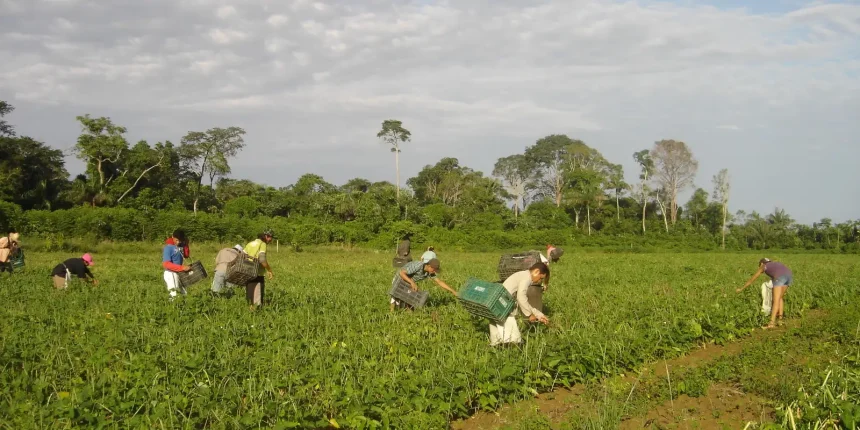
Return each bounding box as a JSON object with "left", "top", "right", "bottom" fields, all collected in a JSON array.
[{"left": 0, "top": 251, "right": 857, "bottom": 428}]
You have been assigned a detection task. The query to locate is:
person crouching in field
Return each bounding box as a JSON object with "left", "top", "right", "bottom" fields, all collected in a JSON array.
[
  {"left": 737, "top": 258, "right": 794, "bottom": 329},
  {"left": 51, "top": 254, "right": 98, "bottom": 289},
  {"left": 421, "top": 246, "right": 437, "bottom": 263},
  {"left": 162, "top": 230, "right": 192, "bottom": 300},
  {"left": 244, "top": 230, "right": 275, "bottom": 310},
  {"left": 212, "top": 244, "right": 244, "bottom": 295},
  {"left": 390, "top": 258, "right": 457, "bottom": 312},
  {"left": 492, "top": 262, "right": 551, "bottom": 346},
  {"left": 0, "top": 231, "right": 20, "bottom": 274}
]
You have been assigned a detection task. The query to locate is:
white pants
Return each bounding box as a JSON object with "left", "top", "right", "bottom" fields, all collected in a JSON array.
[
  {"left": 164, "top": 271, "right": 186, "bottom": 299},
  {"left": 761, "top": 280, "right": 773, "bottom": 314},
  {"left": 489, "top": 316, "right": 522, "bottom": 346}
]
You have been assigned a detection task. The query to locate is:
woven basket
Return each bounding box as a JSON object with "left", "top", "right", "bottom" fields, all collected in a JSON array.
[
  {"left": 388, "top": 278, "right": 429, "bottom": 308},
  {"left": 226, "top": 254, "right": 259, "bottom": 284},
  {"left": 497, "top": 251, "right": 541, "bottom": 282},
  {"left": 177, "top": 261, "right": 208, "bottom": 288}
]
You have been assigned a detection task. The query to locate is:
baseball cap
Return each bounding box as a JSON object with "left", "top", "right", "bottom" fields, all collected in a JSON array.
[
  {"left": 82, "top": 253, "right": 94, "bottom": 266},
  {"left": 426, "top": 258, "right": 441, "bottom": 271},
  {"left": 759, "top": 258, "right": 771, "bottom": 265},
  {"left": 263, "top": 229, "right": 276, "bottom": 238},
  {"left": 233, "top": 244, "right": 244, "bottom": 252}
]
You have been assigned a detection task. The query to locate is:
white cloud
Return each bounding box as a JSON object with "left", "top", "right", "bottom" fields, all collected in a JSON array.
[
  {"left": 216, "top": 5, "right": 237, "bottom": 19},
  {"left": 208, "top": 28, "right": 247, "bottom": 44},
  {"left": 0, "top": 0, "right": 858, "bottom": 222},
  {"left": 267, "top": 14, "right": 288, "bottom": 27}
]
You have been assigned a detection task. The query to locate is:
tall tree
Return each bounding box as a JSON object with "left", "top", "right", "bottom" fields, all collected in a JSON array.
[
  {"left": 0, "top": 100, "right": 15, "bottom": 137},
  {"left": 74, "top": 115, "right": 129, "bottom": 200},
  {"left": 377, "top": 120, "right": 411, "bottom": 199},
  {"left": 179, "top": 126, "right": 246, "bottom": 214},
  {"left": 605, "top": 163, "right": 627, "bottom": 221},
  {"left": 492, "top": 154, "right": 530, "bottom": 218},
  {"left": 650, "top": 139, "right": 698, "bottom": 225},
  {"left": 524, "top": 135, "right": 579, "bottom": 207},
  {"left": 684, "top": 188, "right": 709, "bottom": 228},
  {"left": 0, "top": 136, "right": 69, "bottom": 210},
  {"left": 633, "top": 150, "right": 654, "bottom": 234},
  {"left": 712, "top": 169, "right": 730, "bottom": 249}
]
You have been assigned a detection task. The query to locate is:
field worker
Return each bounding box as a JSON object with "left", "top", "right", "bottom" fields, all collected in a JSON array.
[
  {"left": 526, "top": 264, "right": 551, "bottom": 314},
  {"left": 162, "top": 229, "right": 192, "bottom": 300},
  {"left": 491, "top": 262, "right": 550, "bottom": 346},
  {"left": 244, "top": 230, "right": 275, "bottom": 310},
  {"left": 0, "top": 231, "right": 20, "bottom": 274},
  {"left": 165, "top": 230, "right": 190, "bottom": 259},
  {"left": 396, "top": 234, "right": 412, "bottom": 261},
  {"left": 51, "top": 253, "right": 98, "bottom": 289},
  {"left": 390, "top": 258, "right": 457, "bottom": 312},
  {"left": 736, "top": 258, "right": 794, "bottom": 329},
  {"left": 211, "top": 244, "right": 243, "bottom": 295},
  {"left": 421, "top": 246, "right": 437, "bottom": 263},
  {"left": 547, "top": 244, "right": 563, "bottom": 263}
]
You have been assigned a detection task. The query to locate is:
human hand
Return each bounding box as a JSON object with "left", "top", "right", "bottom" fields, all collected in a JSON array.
[
  {"left": 735, "top": 287, "right": 742, "bottom": 293},
  {"left": 183, "top": 265, "right": 192, "bottom": 272},
  {"left": 267, "top": 270, "right": 274, "bottom": 280},
  {"left": 410, "top": 282, "right": 418, "bottom": 292},
  {"left": 539, "top": 316, "right": 549, "bottom": 325},
  {"left": 92, "top": 279, "right": 100, "bottom": 286}
]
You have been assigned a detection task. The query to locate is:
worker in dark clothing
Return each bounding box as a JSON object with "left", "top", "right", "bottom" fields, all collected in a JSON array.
[{"left": 51, "top": 254, "right": 98, "bottom": 289}]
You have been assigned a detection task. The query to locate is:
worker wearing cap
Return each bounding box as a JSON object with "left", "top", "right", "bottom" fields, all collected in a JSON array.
[
  {"left": 390, "top": 258, "right": 457, "bottom": 311},
  {"left": 51, "top": 254, "right": 98, "bottom": 289},
  {"left": 243, "top": 230, "right": 275, "bottom": 309},
  {"left": 737, "top": 258, "right": 794, "bottom": 329},
  {"left": 211, "top": 244, "right": 244, "bottom": 295}
]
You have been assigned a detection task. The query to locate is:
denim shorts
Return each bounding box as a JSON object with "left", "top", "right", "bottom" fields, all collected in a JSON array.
[{"left": 773, "top": 274, "right": 793, "bottom": 287}]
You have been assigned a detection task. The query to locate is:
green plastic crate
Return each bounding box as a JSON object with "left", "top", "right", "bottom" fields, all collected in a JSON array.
[{"left": 458, "top": 278, "right": 515, "bottom": 323}]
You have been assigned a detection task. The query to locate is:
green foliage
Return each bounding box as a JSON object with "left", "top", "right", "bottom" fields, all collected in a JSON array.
[{"left": 0, "top": 252, "right": 856, "bottom": 428}]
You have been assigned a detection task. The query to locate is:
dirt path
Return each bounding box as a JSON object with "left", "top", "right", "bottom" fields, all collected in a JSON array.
[{"left": 452, "top": 311, "right": 824, "bottom": 430}]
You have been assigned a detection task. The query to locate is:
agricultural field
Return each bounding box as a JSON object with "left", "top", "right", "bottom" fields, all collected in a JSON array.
[{"left": 0, "top": 248, "right": 858, "bottom": 429}]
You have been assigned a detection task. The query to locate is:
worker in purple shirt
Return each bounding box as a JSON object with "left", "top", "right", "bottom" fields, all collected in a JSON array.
[{"left": 736, "top": 258, "right": 794, "bottom": 329}]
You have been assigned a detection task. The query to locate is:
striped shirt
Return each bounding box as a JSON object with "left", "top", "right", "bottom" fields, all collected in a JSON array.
[{"left": 392, "top": 260, "right": 435, "bottom": 288}]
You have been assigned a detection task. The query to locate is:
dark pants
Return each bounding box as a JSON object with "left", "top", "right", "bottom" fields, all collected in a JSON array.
[
  {"left": 246, "top": 276, "right": 265, "bottom": 306},
  {"left": 0, "top": 262, "right": 12, "bottom": 273}
]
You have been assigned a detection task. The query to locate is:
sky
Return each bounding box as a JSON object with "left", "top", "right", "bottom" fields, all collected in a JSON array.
[{"left": 1, "top": 0, "right": 858, "bottom": 224}]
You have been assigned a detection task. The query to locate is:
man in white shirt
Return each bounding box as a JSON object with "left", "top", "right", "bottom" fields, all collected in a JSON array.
[{"left": 490, "top": 262, "right": 550, "bottom": 346}]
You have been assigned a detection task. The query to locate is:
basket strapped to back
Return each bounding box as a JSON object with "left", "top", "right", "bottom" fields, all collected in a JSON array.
[
  {"left": 226, "top": 253, "right": 259, "bottom": 284},
  {"left": 497, "top": 251, "right": 541, "bottom": 282}
]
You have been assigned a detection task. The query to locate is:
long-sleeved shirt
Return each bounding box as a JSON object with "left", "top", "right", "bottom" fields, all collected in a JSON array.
[
  {"left": 162, "top": 244, "right": 185, "bottom": 272},
  {"left": 51, "top": 258, "right": 93, "bottom": 279},
  {"left": 502, "top": 270, "right": 545, "bottom": 319},
  {"left": 215, "top": 248, "right": 241, "bottom": 272}
]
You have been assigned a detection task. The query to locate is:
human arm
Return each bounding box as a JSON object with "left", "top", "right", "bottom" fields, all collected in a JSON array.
[
  {"left": 433, "top": 278, "right": 458, "bottom": 296},
  {"left": 399, "top": 269, "right": 418, "bottom": 291},
  {"left": 736, "top": 266, "right": 765, "bottom": 293},
  {"left": 258, "top": 250, "right": 274, "bottom": 279},
  {"left": 83, "top": 268, "right": 99, "bottom": 285},
  {"left": 162, "top": 261, "right": 190, "bottom": 272},
  {"left": 515, "top": 279, "right": 548, "bottom": 324}
]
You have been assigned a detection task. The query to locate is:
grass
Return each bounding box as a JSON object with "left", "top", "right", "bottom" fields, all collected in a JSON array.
[{"left": 0, "top": 249, "right": 858, "bottom": 428}]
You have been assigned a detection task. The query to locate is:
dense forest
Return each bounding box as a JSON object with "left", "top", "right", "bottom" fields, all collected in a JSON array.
[{"left": 1, "top": 100, "right": 857, "bottom": 251}]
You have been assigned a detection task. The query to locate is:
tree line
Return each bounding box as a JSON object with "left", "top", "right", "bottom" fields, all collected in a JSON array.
[{"left": 1, "top": 100, "right": 857, "bottom": 251}]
